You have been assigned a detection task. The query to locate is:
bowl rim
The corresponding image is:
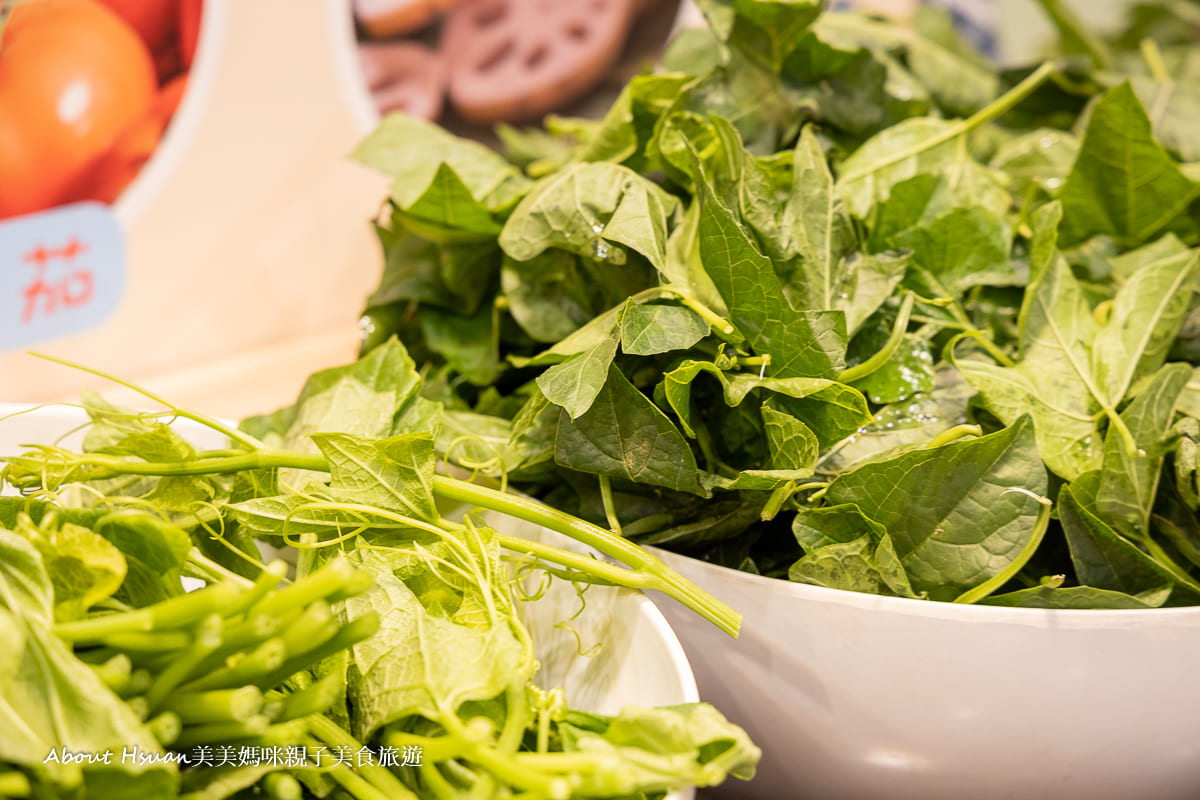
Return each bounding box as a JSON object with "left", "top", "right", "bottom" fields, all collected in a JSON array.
[{"left": 650, "top": 544, "right": 1200, "bottom": 626}]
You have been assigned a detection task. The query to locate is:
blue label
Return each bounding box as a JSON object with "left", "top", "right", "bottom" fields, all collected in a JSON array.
[{"left": 0, "top": 203, "right": 127, "bottom": 352}]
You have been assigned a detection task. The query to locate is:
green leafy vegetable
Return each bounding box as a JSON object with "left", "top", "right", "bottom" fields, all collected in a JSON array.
[{"left": 344, "top": 2, "right": 1200, "bottom": 607}]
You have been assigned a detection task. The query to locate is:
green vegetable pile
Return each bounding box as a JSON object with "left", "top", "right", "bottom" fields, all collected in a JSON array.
[
  {"left": 0, "top": 352, "right": 758, "bottom": 798},
  {"left": 351, "top": 0, "right": 1200, "bottom": 610}
]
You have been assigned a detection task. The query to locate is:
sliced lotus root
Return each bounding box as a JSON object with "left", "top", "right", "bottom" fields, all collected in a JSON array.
[
  {"left": 354, "top": 0, "right": 466, "bottom": 39},
  {"left": 441, "top": 0, "right": 638, "bottom": 123},
  {"left": 358, "top": 42, "right": 447, "bottom": 120}
]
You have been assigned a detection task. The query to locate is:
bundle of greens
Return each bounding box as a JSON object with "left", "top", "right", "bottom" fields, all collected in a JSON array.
[
  {"left": 0, "top": 349, "right": 758, "bottom": 798},
  {"left": 349, "top": 0, "right": 1200, "bottom": 609}
]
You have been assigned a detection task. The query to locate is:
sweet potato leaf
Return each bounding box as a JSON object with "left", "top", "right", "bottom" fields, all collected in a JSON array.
[
  {"left": 1058, "top": 82, "right": 1200, "bottom": 248},
  {"left": 825, "top": 417, "right": 1048, "bottom": 601},
  {"left": 536, "top": 337, "right": 619, "bottom": 419},
  {"left": 499, "top": 163, "right": 678, "bottom": 271},
  {"left": 555, "top": 365, "right": 705, "bottom": 496},
  {"left": 696, "top": 170, "right": 848, "bottom": 378}
]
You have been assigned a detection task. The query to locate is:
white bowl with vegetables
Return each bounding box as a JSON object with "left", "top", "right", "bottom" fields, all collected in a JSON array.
[
  {"left": 0, "top": 398, "right": 759, "bottom": 799},
  {"left": 650, "top": 550, "right": 1200, "bottom": 800},
  {"left": 335, "top": 0, "right": 1200, "bottom": 797}
]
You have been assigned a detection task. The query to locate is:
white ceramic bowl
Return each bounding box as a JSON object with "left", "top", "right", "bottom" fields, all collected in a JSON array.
[
  {"left": 648, "top": 547, "right": 1200, "bottom": 800},
  {"left": 0, "top": 405, "right": 699, "bottom": 800}
]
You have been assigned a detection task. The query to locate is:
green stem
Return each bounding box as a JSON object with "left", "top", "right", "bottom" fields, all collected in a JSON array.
[
  {"left": 596, "top": 475, "right": 622, "bottom": 535},
  {"left": 1101, "top": 407, "right": 1140, "bottom": 458},
  {"left": 495, "top": 534, "right": 637, "bottom": 588},
  {"left": 184, "top": 549, "right": 257, "bottom": 589},
  {"left": 53, "top": 583, "right": 243, "bottom": 644},
  {"left": 637, "top": 287, "right": 739, "bottom": 339},
  {"left": 382, "top": 728, "right": 472, "bottom": 763},
  {"left": 922, "top": 425, "right": 983, "bottom": 449},
  {"left": 27, "top": 351, "right": 262, "bottom": 450},
  {"left": 171, "top": 716, "right": 270, "bottom": 749},
  {"left": 144, "top": 614, "right": 223, "bottom": 710},
  {"left": 20, "top": 448, "right": 740, "bottom": 637},
  {"left": 309, "top": 716, "right": 418, "bottom": 800},
  {"left": 1140, "top": 40, "right": 1172, "bottom": 115},
  {"left": 948, "top": 329, "right": 1017, "bottom": 369},
  {"left": 955, "top": 490, "right": 1052, "bottom": 604},
  {"left": 438, "top": 713, "right": 571, "bottom": 799},
  {"left": 434, "top": 476, "right": 740, "bottom": 637},
  {"left": 838, "top": 60, "right": 1063, "bottom": 186},
  {"left": 837, "top": 292, "right": 916, "bottom": 384},
  {"left": 263, "top": 773, "right": 304, "bottom": 800},
  {"left": 162, "top": 686, "right": 264, "bottom": 724}
]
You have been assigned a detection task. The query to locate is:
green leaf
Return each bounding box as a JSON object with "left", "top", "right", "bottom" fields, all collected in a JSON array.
[
  {"left": 241, "top": 338, "right": 425, "bottom": 450},
  {"left": 1130, "top": 75, "right": 1200, "bottom": 163},
  {"left": 837, "top": 117, "right": 1008, "bottom": 220},
  {"left": 979, "top": 584, "right": 1170, "bottom": 608},
  {"left": 555, "top": 365, "right": 705, "bottom": 496},
  {"left": 1059, "top": 472, "right": 1177, "bottom": 595},
  {"left": 988, "top": 128, "right": 1079, "bottom": 197},
  {"left": 788, "top": 534, "right": 917, "bottom": 598},
  {"left": 696, "top": 171, "right": 847, "bottom": 378},
  {"left": 1090, "top": 245, "right": 1198, "bottom": 405},
  {"left": 1058, "top": 82, "right": 1200, "bottom": 248},
  {"left": 15, "top": 515, "right": 126, "bottom": 622},
  {"left": 508, "top": 304, "right": 623, "bottom": 368},
  {"left": 0, "top": 528, "right": 54, "bottom": 626},
  {"left": 352, "top": 113, "right": 530, "bottom": 212},
  {"left": 1173, "top": 416, "right": 1200, "bottom": 513},
  {"left": 536, "top": 337, "right": 619, "bottom": 419},
  {"left": 420, "top": 301, "right": 500, "bottom": 386},
  {"left": 1095, "top": 363, "right": 1191, "bottom": 536},
  {"left": 575, "top": 73, "right": 693, "bottom": 166},
  {"left": 0, "top": 532, "right": 176, "bottom": 796},
  {"left": 499, "top": 163, "right": 679, "bottom": 271},
  {"left": 865, "top": 173, "right": 942, "bottom": 251},
  {"left": 783, "top": 127, "right": 859, "bottom": 311},
  {"left": 437, "top": 410, "right": 524, "bottom": 477},
  {"left": 400, "top": 162, "right": 504, "bottom": 238},
  {"left": 312, "top": 432, "right": 439, "bottom": 524},
  {"left": 339, "top": 547, "right": 530, "bottom": 740},
  {"left": 365, "top": 223, "right": 457, "bottom": 310},
  {"left": 501, "top": 250, "right": 597, "bottom": 342},
  {"left": 897, "top": 206, "right": 1016, "bottom": 295},
  {"left": 619, "top": 303, "right": 710, "bottom": 356},
  {"left": 661, "top": 359, "right": 869, "bottom": 444},
  {"left": 791, "top": 503, "right": 886, "bottom": 550},
  {"left": 832, "top": 250, "right": 911, "bottom": 337},
  {"left": 230, "top": 494, "right": 412, "bottom": 539},
  {"left": 1107, "top": 232, "right": 1190, "bottom": 282},
  {"left": 94, "top": 512, "right": 191, "bottom": 607},
  {"left": 849, "top": 331, "right": 935, "bottom": 405},
  {"left": 762, "top": 398, "right": 819, "bottom": 472},
  {"left": 825, "top": 418, "right": 1049, "bottom": 601},
  {"left": 694, "top": 0, "right": 823, "bottom": 71},
  {"left": 783, "top": 38, "right": 896, "bottom": 138},
  {"left": 561, "top": 703, "right": 761, "bottom": 793},
  {"left": 956, "top": 204, "right": 1102, "bottom": 479}
]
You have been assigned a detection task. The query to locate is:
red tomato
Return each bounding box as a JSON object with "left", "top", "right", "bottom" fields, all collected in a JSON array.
[
  {"left": 70, "top": 76, "right": 190, "bottom": 204},
  {"left": 178, "top": 0, "right": 203, "bottom": 70},
  {"left": 97, "top": 0, "right": 178, "bottom": 57},
  {"left": 0, "top": 0, "right": 156, "bottom": 218}
]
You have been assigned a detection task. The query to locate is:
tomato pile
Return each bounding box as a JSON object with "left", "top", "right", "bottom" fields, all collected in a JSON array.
[{"left": 0, "top": 0, "right": 203, "bottom": 219}]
